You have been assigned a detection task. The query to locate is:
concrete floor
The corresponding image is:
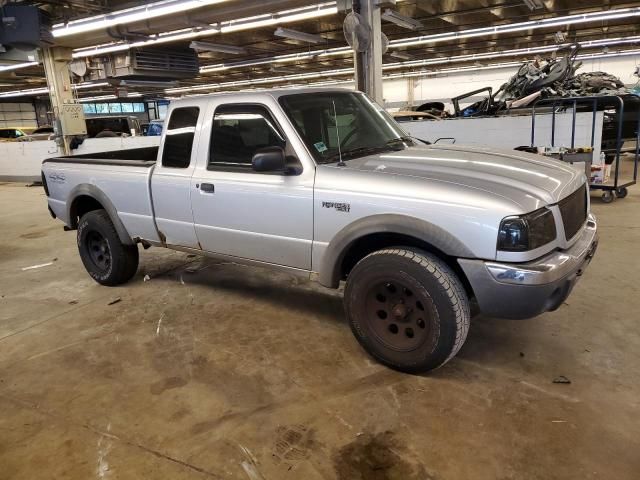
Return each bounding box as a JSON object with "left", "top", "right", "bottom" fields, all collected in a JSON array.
[{"left": 0, "top": 180, "right": 639, "bottom": 480}]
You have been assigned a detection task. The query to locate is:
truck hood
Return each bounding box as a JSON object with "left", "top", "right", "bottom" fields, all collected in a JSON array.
[{"left": 341, "top": 143, "right": 585, "bottom": 207}]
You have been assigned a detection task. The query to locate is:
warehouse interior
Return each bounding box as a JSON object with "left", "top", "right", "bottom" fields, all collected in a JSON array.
[{"left": 1, "top": 1, "right": 640, "bottom": 479}]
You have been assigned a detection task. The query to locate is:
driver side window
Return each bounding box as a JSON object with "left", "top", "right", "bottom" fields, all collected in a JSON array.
[{"left": 209, "top": 104, "right": 286, "bottom": 171}]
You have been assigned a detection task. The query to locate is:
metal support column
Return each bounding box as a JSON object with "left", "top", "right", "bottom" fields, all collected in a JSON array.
[
  {"left": 41, "top": 47, "right": 81, "bottom": 156},
  {"left": 353, "top": 0, "right": 384, "bottom": 104}
]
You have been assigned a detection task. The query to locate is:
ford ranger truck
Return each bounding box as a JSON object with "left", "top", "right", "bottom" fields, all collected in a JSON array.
[{"left": 42, "top": 89, "right": 598, "bottom": 373}]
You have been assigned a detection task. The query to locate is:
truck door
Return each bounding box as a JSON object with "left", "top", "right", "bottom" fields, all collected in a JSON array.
[
  {"left": 190, "top": 101, "right": 314, "bottom": 270},
  {"left": 150, "top": 104, "right": 202, "bottom": 249}
]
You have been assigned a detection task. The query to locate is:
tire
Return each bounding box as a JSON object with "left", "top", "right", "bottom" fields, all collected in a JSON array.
[
  {"left": 344, "top": 248, "right": 470, "bottom": 373},
  {"left": 77, "top": 209, "right": 139, "bottom": 286},
  {"left": 616, "top": 187, "right": 628, "bottom": 199}
]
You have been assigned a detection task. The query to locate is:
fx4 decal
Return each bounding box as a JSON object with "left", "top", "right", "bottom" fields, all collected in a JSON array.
[{"left": 322, "top": 201, "right": 350, "bottom": 213}]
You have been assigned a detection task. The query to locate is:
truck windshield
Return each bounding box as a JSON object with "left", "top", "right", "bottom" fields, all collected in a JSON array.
[{"left": 279, "top": 91, "right": 415, "bottom": 164}]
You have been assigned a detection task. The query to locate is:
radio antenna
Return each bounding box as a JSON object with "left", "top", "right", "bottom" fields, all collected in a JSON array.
[{"left": 332, "top": 100, "right": 345, "bottom": 166}]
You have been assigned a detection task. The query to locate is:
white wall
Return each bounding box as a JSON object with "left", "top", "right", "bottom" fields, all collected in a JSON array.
[
  {"left": 0, "top": 136, "right": 160, "bottom": 182},
  {"left": 403, "top": 111, "right": 604, "bottom": 158}
]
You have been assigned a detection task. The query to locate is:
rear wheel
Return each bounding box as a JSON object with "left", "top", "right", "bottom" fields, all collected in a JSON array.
[
  {"left": 77, "top": 209, "right": 138, "bottom": 286},
  {"left": 344, "top": 248, "right": 470, "bottom": 373}
]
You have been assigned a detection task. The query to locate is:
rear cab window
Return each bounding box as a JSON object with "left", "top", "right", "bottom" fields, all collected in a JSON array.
[{"left": 162, "top": 107, "right": 200, "bottom": 169}]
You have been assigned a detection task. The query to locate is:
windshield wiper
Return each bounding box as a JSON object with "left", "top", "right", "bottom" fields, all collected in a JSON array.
[
  {"left": 405, "top": 135, "right": 430, "bottom": 145},
  {"left": 322, "top": 144, "right": 396, "bottom": 164},
  {"left": 322, "top": 139, "right": 412, "bottom": 164},
  {"left": 387, "top": 135, "right": 423, "bottom": 146}
]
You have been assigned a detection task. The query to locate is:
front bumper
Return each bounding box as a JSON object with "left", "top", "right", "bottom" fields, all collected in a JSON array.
[{"left": 458, "top": 214, "right": 598, "bottom": 319}]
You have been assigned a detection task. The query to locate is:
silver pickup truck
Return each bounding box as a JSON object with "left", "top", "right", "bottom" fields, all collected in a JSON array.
[{"left": 42, "top": 88, "right": 598, "bottom": 372}]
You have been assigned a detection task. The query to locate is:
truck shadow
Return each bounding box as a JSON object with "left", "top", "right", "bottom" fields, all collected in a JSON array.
[
  {"left": 149, "top": 258, "right": 347, "bottom": 326},
  {"left": 142, "top": 256, "right": 531, "bottom": 370}
]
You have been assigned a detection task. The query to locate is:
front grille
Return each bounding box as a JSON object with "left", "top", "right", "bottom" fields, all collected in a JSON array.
[{"left": 558, "top": 184, "right": 587, "bottom": 240}]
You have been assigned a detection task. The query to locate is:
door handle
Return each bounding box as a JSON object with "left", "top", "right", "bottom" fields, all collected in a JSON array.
[{"left": 200, "top": 183, "right": 215, "bottom": 193}]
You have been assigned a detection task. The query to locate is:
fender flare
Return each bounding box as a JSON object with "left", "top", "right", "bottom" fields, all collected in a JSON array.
[
  {"left": 67, "top": 183, "right": 134, "bottom": 245},
  {"left": 317, "top": 214, "right": 474, "bottom": 288}
]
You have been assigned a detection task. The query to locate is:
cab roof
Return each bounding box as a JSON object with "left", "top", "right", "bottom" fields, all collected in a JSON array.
[{"left": 169, "top": 87, "right": 357, "bottom": 107}]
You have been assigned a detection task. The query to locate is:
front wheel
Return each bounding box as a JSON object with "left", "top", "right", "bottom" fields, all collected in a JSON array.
[
  {"left": 77, "top": 209, "right": 139, "bottom": 286},
  {"left": 344, "top": 248, "right": 470, "bottom": 373}
]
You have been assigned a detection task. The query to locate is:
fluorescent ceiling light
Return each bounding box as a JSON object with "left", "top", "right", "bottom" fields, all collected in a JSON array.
[
  {"left": 389, "top": 7, "right": 640, "bottom": 48},
  {"left": 200, "top": 49, "right": 326, "bottom": 73},
  {"left": 578, "top": 35, "right": 640, "bottom": 48},
  {"left": 576, "top": 49, "right": 640, "bottom": 61},
  {"left": 200, "top": 35, "right": 640, "bottom": 75},
  {"left": 381, "top": 9, "right": 423, "bottom": 30},
  {"left": 166, "top": 67, "right": 353, "bottom": 93},
  {"left": 0, "top": 81, "right": 108, "bottom": 98},
  {"left": 274, "top": 27, "right": 325, "bottom": 44},
  {"left": 384, "top": 61, "right": 524, "bottom": 80},
  {"left": 382, "top": 40, "right": 640, "bottom": 71},
  {"left": 195, "top": 7, "right": 640, "bottom": 74},
  {"left": 318, "top": 47, "right": 352, "bottom": 57},
  {"left": 8, "top": 45, "right": 638, "bottom": 99},
  {"left": 381, "top": 45, "right": 561, "bottom": 71},
  {"left": 72, "top": 3, "right": 337, "bottom": 59},
  {"left": 66, "top": 4, "right": 640, "bottom": 66},
  {"left": 0, "top": 87, "right": 49, "bottom": 98},
  {"left": 5, "top": 4, "right": 638, "bottom": 74},
  {"left": 74, "top": 82, "right": 110, "bottom": 90},
  {"left": 53, "top": 0, "right": 231, "bottom": 38},
  {"left": 72, "top": 27, "right": 222, "bottom": 58},
  {"left": 220, "top": 4, "right": 337, "bottom": 33},
  {"left": 202, "top": 44, "right": 550, "bottom": 78},
  {"left": 206, "top": 78, "right": 353, "bottom": 95},
  {"left": 0, "top": 61, "right": 39, "bottom": 72},
  {"left": 190, "top": 41, "right": 247, "bottom": 54},
  {"left": 168, "top": 47, "right": 640, "bottom": 95}
]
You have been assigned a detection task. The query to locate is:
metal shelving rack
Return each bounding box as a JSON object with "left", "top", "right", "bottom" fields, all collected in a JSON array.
[{"left": 530, "top": 94, "right": 640, "bottom": 202}]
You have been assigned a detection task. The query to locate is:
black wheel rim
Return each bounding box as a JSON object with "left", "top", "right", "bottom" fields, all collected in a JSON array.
[
  {"left": 86, "top": 231, "right": 111, "bottom": 272},
  {"left": 365, "top": 279, "right": 432, "bottom": 352}
]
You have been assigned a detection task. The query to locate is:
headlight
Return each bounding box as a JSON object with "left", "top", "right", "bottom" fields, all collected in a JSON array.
[{"left": 498, "top": 208, "right": 557, "bottom": 251}]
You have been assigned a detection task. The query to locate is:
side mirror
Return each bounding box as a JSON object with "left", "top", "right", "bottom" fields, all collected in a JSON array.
[{"left": 252, "top": 146, "right": 286, "bottom": 172}]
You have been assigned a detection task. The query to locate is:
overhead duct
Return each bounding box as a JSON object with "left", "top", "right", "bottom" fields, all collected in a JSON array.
[
  {"left": 0, "top": 5, "right": 53, "bottom": 50},
  {"left": 0, "top": 47, "right": 39, "bottom": 72},
  {"left": 88, "top": 47, "right": 199, "bottom": 82}
]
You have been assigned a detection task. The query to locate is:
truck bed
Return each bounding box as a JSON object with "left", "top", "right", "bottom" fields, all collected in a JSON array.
[
  {"left": 43, "top": 146, "right": 158, "bottom": 167},
  {"left": 42, "top": 146, "right": 161, "bottom": 244}
]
